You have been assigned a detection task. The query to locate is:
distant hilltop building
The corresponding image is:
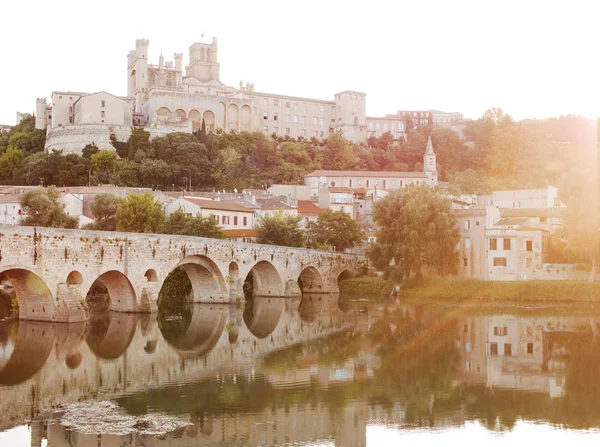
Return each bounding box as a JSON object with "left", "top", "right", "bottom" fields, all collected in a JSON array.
[{"left": 35, "top": 37, "right": 462, "bottom": 154}]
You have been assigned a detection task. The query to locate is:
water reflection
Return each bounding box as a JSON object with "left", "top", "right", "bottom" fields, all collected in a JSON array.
[{"left": 5, "top": 298, "right": 600, "bottom": 445}]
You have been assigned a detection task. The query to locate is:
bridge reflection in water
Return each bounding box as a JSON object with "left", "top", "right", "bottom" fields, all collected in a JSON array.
[{"left": 5, "top": 301, "right": 600, "bottom": 446}]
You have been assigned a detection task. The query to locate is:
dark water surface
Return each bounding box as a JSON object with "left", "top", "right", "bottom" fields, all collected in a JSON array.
[{"left": 2, "top": 294, "right": 600, "bottom": 446}]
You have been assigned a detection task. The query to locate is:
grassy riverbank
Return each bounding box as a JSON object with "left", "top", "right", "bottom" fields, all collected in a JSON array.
[{"left": 339, "top": 277, "right": 600, "bottom": 303}]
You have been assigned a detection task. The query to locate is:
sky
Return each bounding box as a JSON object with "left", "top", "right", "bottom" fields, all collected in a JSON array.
[{"left": 1, "top": 0, "right": 599, "bottom": 125}]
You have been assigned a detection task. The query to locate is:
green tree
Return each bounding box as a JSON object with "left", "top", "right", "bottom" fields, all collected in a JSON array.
[
  {"left": 448, "top": 169, "right": 491, "bottom": 195},
  {"left": 19, "top": 186, "right": 78, "bottom": 228},
  {"left": 82, "top": 143, "right": 99, "bottom": 159},
  {"left": 255, "top": 212, "right": 305, "bottom": 247},
  {"left": 116, "top": 193, "right": 164, "bottom": 233},
  {"left": 110, "top": 159, "right": 141, "bottom": 187},
  {"left": 306, "top": 210, "right": 363, "bottom": 251},
  {"left": 140, "top": 159, "right": 173, "bottom": 188},
  {"left": 1, "top": 115, "right": 46, "bottom": 155},
  {"left": 90, "top": 194, "right": 119, "bottom": 231},
  {"left": 161, "top": 209, "right": 226, "bottom": 239},
  {"left": 0, "top": 147, "right": 25, "bottom": 183},
  {"left": 368, "top": 185, "right": 459, "bottom": 281},
  {"left": 321, "top": 132, "right": 359, "bottom": 170},
  {"left": 91, "top": 150, "right": 118, "bottom": 183}
]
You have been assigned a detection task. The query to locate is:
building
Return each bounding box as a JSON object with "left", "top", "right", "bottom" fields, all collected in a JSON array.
[
  {"left": 164, "top": 197, "right": 255, "bottom": 231},
  {"left": 297, "top": 200, "right": 326, "bottom": 228},
  {"left": 0, "top": 195, "right": 22, "bottom": 225},
  {"left": 0, "top": 124, "right": 12, "bottom": 133},
  {"left": 318, "top": 187, "right": 356, "bottom": 219},
  {"left": 255, "top": 198, "right": 298, "bottom": 220},
  {"left": 35, "top": 38, "right": 462, "bottom": 154},
  {"left": 476, "top": 186, "right": 562, "bottom": 209},
  {"left": 365, "top": 110, "right": 463, "bottom": 141}
]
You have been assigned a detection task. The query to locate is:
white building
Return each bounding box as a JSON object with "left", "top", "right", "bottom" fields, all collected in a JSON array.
[
  {"left": 164, "top": 197, "right": 255, "bottom": 230},
  {"left": 0, "top": 195, "right": 22, "bottom": 225}
]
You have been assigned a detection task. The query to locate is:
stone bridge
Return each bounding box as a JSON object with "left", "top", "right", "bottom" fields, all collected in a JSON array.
[{"left": 0, "top": 225, "right": 365, "bottom": 322}]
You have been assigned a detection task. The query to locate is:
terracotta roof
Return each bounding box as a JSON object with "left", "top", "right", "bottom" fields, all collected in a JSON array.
[
  {"left": 306, "top": 170, "right": 427, "bottom": 178},
  {"left": 352, "top": 187, "right": 367, "bottom": 194},
  {"left": 329, "top": 187, "right": 353, "bottom": 193},
  {"left": 298, "top": 200, "right": 326, "bottom": 215},
  {"left": 453, "top": 209, "right": 486, "bottom": 217},
  {"left": 501, "top": 208, "right": 567, "bottom": 218},
  {"left": 182, "top": 197, "right": 253, "bottom": 213},
  {"left": 223, "top": 229, "right": 257, "bottom": 238},
  {"left": 516, "top": 226, "right": 549, "bottom": 233}
]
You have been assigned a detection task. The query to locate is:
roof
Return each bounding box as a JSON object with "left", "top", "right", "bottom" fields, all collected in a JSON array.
[
  {"left": 352, "top": 187, "right": 367, "bottom": 194},
  {"left": 495, "top": 218, "right": 529, "bottom": 227},
  {"left": 306, "top": 170, "right": 427, "bottom": 179},
  {"left": 182, "top": 197, "right": 253, "bottom": 213},
  {"left": 329, "top": 187, "right": 353, "bottom": 193},
  {"left": 222, "top": 229, "right": 257, "bottom": 238},
  {"left": 516, "top": 226, "right": 549, "bottom": 233},
  {"left": 0, "top": 194, "right": 21, "bottom": 204},
  {"left": 256, "top": 198, "right": 294, "bottom": 210},
  {"left": 453, "top": 209, "right": 487, "bottom": 217},
  {"left": 501, "top": 208, "right": 567, "bottom": 218},
  {"left": 297, "top": 200, "right": 326, "bottom": 215}
]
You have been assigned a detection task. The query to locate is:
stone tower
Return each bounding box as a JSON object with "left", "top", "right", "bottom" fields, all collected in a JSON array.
[
  {"left": 127, "top": 39, "right": 150, "bottom": 112},
  {"left": 186, "top": 37, "right": 220, "bottom": 82},
  {"left": 424, "top": 135, "right": 438, "bottom": 186},
  {"left": 35, "top": 98, "right": 48, "bottom": 129}
]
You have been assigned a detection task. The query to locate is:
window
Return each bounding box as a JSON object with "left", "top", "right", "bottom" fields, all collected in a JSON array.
[
  {"left": 490, "top": 238, "right": 497, "bottom": 250},
  {"left": 69, "top": 106, "right": 72, "bottom": 113},
  {"left": 285, "top": 128, "right": 290, "bottom": 135},
  {"left": 490, "top": 343, "right": 498, "bottom": 356},
  {"left": 263, "top": 112, "right": 268, "bottom": 120},
  {"left": 274, "top": 99, "right": 279, "bottom": 107},
  {"left": 234, "top": 216, "right": 238, "bottom": 226},
  {"left": 69, "top": 117, "right": 73, "bottom": 123},
  {"left": 503, "top": 238, "right": 511, "bottom": 250},
  {"left": 302, "top": 115, "right": 306, "bottom": 124},
  {"left": 527, "top": 342, "right": 534, "bottom": 354},
  {"left": 476, "top": 221, "right": 480, "bottom": 226},
  {"left": 383, "top": 180, "right": 387, "bottom": 188},
  {"left": 274, "top": 126, "right": 278, "bottom": 133},
  {"left": 313, "top": 130, "right": 318, "bottom": 137},
  {"left": 465, "top": 237, "right": 471, "bottom": 249},
  {"left": 101, "top": 111, "right": 105, "bottom": 118},
  {"left": 540, "top": 217, "right": 547, "bottom": 223},
  {"left": 526, "top": 240, "right": 533, "bottom": 252},
  {"left": 320, "top": 131, "right": 324, "bottom": 137},
  {"left": 366, "top": 180, "right": 370, "bottom": 188},
  {"left": 465, "top": 220, "right": 471, "bottom": 230},
  {"left": 349, "top": 179, "right": 352, "bottom": 188},
  {"left": 293, "top": 103, "right": 298, "bottom": 110},
  {"left": 313, "top": 104, "right": 318, "bottom": 111},
  {"left": 300, "top": 129, "right": 306, "bottom": 136},
  {"left": 222, "top": 216, "right": 229, "bottom": 225},
  {"left": 376, "top": 123, "right": 380, "bottom": 130},
  {"left": 253, "top": 107, "right": 257, "bottom": 114},
  {"left": 273, "top": 112, "right": 278, "bottom": 121},
  {"left": 320, "top": 117, "right": 324, "bottom": 126},
  {"left": 263, "top": 98, "right": 268, "bottom": 106},
  {"left": 263, "top": 126, "right": 268, "bottom": 133},
  {"left": 320, "top": 104, "right": 324, "bottom": 112},
  {"left": 313, "top": 117, "right": 318, "bottom": 125},
  {"left": 286, "top": 114, "right": 290, "bottom": 122},
  {"left": 463, "top": 258, "right": 468, "bottom": 267},
  {"left": 493, "top": 257, "right": 507, "bottom": 267},
  {"left": 504, "top": 344, "right": 512, "bottom": 356},
  {"left": 293, "top": 115, "right": 298, "bottom": 123},
  {"left": 494, "top": 326, "right": 508, "bottom": 336},
  {"left": 101, "top": 100, "right": 105, "bottom": 107},
  {"left": 243, "top": 216, "right": 247, "bottom": 226},
  {"left": 353, "top": 105, "right": 358, "bottom": 113},
  {"left": 527, "top": 326, "right": 533, "bottom": 336},
  {"left": 286, "top": 101, "right": 290, "bottom": 108}
]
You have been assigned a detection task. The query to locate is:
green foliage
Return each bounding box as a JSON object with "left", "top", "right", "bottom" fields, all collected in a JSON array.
[
  {"left": 255, "top": 212, "right": 305, "bottom": 247},
  {"left": 90, "top": 194, "right": 119, "bottom": 231},
  {"left": 82, "top": 143, "right": 99, "bottom": 159},
  {"left": 90, "top": 150, "right": 118, "bottom": 183},
  {"left": 447, "top": 169, "right": 491, "bottom": 195},
  {"left": 306, "top": 210, "right": 363, "bottom": 251},
  {"left": 338, "top": 276, "right": 395, "bottom": 296},
  {"left": 0, "top": 147, "right": 25, "bottom": 183},
  {"left": 161, "top": 209, "right": 226, "bottom": 239},
  {"left": 0, "top": 115, "right": 45, "bottom": 155},
  {"left": 158, "top": 268, "right": 192, "bottom": 316},
  {"left": 116, "top": 193, "right": 164, "bottom": 233},
  {"left": 369, "top": 185, "right": 459, "bottom": 280},
  {"left": 19, "top": 186, "right": 79, "bottom": 228},
  {"left": 321, "top": 132, "right": 359, "bottom": 170}
]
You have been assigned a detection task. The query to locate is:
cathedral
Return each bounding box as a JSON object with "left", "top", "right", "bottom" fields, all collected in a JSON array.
[{"left": 34, "top": 37, "right": 459, "bottom": 155}]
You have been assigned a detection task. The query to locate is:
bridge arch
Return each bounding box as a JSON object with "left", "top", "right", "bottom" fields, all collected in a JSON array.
[
  {"left": 244, "top": 261, "right": 285, "bottom": 297},
  {"left": 85, "top": 270, "right": 138, "bottom": 313},
  {"left": 0, "top": 267, "right": 56, "bottom": 321},
  {"left": 297, "top": 266, "right": 324, "bottom": 294},
  {"left": 173, "top": 255, "right": 227, "bottom": 302},
  {"left": 336, "top": 269, "right": 354, "bottom": 292}
]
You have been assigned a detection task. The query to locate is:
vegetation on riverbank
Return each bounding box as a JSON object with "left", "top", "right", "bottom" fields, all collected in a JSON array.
[{"left": 338, "top": 277, "right": 395, "bottom": 296}]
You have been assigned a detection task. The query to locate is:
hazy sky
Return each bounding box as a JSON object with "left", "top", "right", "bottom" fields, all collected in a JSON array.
[{"left": 1, "top": 0, "right": 599, "bottom": 125}]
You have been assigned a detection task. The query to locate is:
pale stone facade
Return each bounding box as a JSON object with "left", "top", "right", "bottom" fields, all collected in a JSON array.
[
  {"left": 34, "top": 37, "right": 462, "bottom": 154},
  {"left": 164, "top": 197, "right": 255, "bottom": 230}
]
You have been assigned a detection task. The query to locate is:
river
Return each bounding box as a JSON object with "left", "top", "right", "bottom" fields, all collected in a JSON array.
[{"left": 2, "top": 293, "right": 600, "bottom": 446}]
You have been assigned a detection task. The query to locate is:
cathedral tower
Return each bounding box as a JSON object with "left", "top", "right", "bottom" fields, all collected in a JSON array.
[
  {"left": 424, "top": 135, "right": 438, "bottom": 186},
  {"left": 127, "top": 39, "right": 150, "bottom": 112},
  {"left": 186, "top": 37, "right": 220, "bottom": 82}
]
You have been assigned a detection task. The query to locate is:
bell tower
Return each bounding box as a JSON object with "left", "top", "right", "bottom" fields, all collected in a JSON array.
[{"left": 424, "top": 136, "right": 438, "bottom": 186}]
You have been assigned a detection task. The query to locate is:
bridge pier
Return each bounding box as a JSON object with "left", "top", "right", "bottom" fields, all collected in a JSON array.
[{"left": 55, "top": 284, "right": 87, "bottom": 322}]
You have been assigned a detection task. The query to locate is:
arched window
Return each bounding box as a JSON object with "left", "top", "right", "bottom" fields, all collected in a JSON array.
[
  {"left": 349, "top": 179, "right": 352, "bottom": 188},
  {"left": 200, "top": 48, "right": 205, "bottom": 61},
  {"left": 207, "top": 49, "right": 211, "bottom": 61}
]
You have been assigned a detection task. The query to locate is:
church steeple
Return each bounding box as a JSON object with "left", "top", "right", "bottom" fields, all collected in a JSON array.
[{"left": 424, "top": 135, "right": 438, "bottom": 186}]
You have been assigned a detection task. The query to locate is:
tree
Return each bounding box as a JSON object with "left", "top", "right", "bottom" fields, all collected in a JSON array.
[
  {"left": 82, "top": 143, "right": 99, "bottom": 159},
  {"left": 368, "top": 185, "right": 459, "bottom": 281},
  {"left": 91, "top": 150, "right": 118, "bottom": 183},
  {"left": 140, "top": 159, "right": 173, "bottom": 188},
  {"left": 306, "top": 210, "right": 363, "bottom": 251},
  {"left": 90, "top": 194, "right": 119, "bottom": 231},
  {"left": 448, "top": 169, "right": 491, "bottom": 196},
  {"left": 161, "top": 209, "right": 226, "bottom": 239},
  {"left": 0, "top": 147, "right": 24, "bottom": 183},
  {"left": 255, "top": 212, "right": 305, "bottom": 247},
  {"left": 20, "top": 186, "right": 78, "bottom": 228},
  {"left": 321, "top": 132, "right": 359, "bottom": 170},
  {"left": 116, "top": 193, "right": 164, "bottom": 233}
]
